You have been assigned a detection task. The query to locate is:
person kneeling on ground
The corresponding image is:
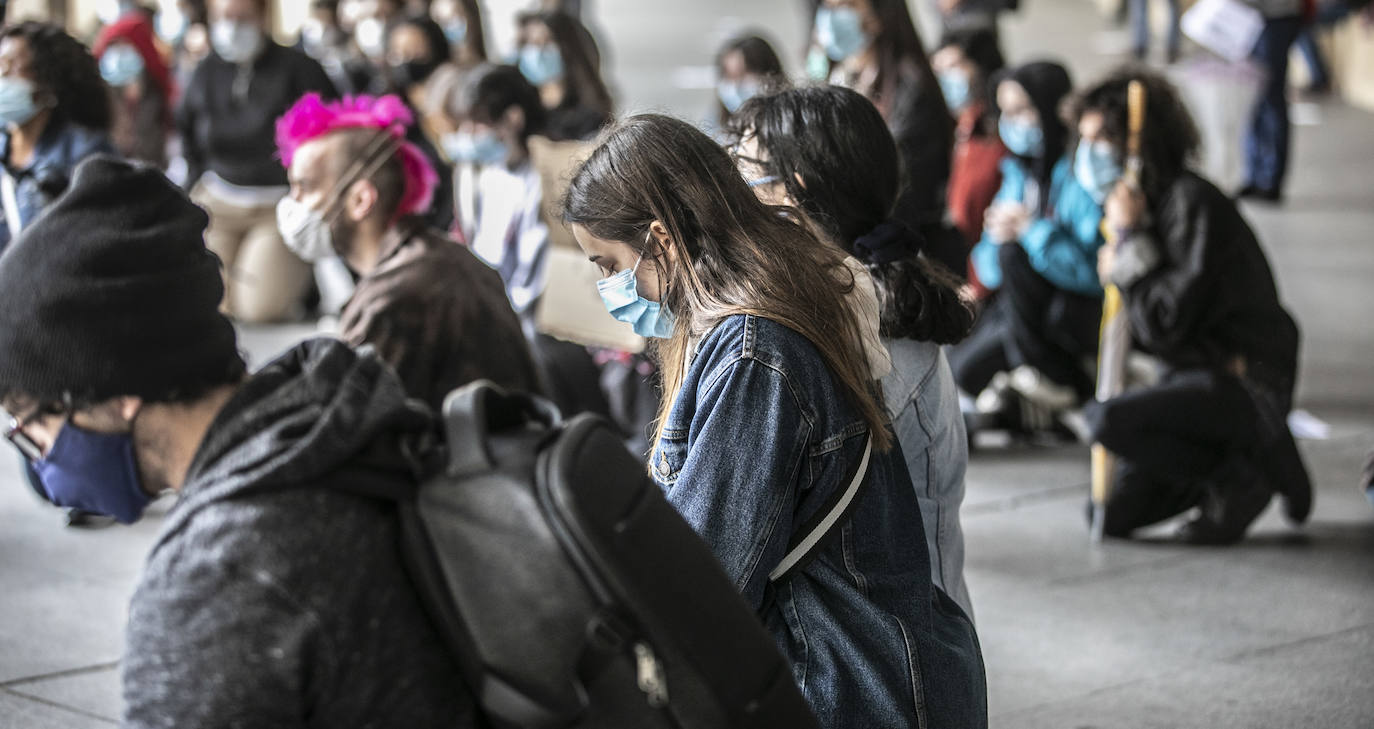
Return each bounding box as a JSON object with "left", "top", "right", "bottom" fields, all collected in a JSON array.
[
  {"left": 1075, "top": 69, "right": 1312, "bottom": 544},
  {"left": 275, "top": 92, "right": 540, "bottom": 410},
  {"left": 0, "top": 156, "right": 481, "bottom": 726}
]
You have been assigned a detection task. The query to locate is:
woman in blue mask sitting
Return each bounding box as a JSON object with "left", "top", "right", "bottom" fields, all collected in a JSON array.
[
  {"left": 948, "top": 60, "right": 1105, "bottom": 433},
  {"left": 808, "top": 0, "right": 964, "bottom": 275},
  {"left": 1075, "top": 69, "right": 1311, "bottom": 544},
  {"left": 512, "top": 11, "right": 613, "bottom": 142},
  {"left": 712, "top": 34, "right": 784, "bottom": 131},
  {"left": 563, "top": 113, "right": 987, "bottom": 728}
]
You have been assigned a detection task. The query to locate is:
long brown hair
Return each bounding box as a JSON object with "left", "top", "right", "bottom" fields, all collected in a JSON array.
[{"left": 563, "top": 114, "right": 892, "bottom": 452}]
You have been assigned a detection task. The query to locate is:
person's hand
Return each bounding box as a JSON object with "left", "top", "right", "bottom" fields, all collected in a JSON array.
[
  {"left": 1104, "top": 181, "right": 1147, "bottom": 233},
  {"left": 1097, "top": 240, "right": 1117, "bottom": 287},
  {"left": 985, "top": 202, "right": 1028, "bottom": 245}
]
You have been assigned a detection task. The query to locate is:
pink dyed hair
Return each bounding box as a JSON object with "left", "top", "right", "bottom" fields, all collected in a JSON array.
[{"left": 275, "top": 93, "right": 438, "bottom": 219}]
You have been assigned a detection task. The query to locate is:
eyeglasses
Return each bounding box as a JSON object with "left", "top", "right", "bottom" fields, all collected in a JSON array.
[{"left": 4, "top": 404, "right": 62, "bottom": 462}]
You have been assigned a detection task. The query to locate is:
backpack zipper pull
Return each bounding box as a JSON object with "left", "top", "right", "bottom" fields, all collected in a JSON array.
[{"left": 633, "top": 642, "right": 669, "bottom": 707}]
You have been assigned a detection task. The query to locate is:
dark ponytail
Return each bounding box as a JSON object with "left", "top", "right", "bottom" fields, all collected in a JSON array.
[{"left": 732, "top": 84, "right": 973, "bottom": 344}]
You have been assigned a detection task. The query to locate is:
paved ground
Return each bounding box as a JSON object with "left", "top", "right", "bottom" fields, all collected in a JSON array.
[{"left": 2, "top": 0, "right": 1372, "bottom": 726}]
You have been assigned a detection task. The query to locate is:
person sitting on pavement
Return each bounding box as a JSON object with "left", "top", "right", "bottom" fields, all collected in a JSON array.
[
  {"left": 1075, "top": 69, "right": 1312, "bottom": 544},
  {"left": 947, "top": 60, "right": 1105, "bottom": 436},
  {"left": 0, "top": 155, "right": 480, "bottom": 727},
  {"left": 275, "top": 92, "right": 540, "bottom": 411}
]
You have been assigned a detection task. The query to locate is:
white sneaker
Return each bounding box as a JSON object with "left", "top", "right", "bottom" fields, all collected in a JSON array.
[
  {"left": 1009, "top": 365, "right": 1078, "bottom": 411},
  {"left": 975, "top": 372, "right": 1012, "bottom": 414}
]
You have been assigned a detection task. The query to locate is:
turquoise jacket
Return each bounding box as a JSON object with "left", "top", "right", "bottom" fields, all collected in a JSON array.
[{"left": 970, "top": 156, "right": 1105, "bottom": 297}]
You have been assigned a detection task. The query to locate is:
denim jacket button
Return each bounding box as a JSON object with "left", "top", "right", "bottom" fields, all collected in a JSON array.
[{"left": 656, "top": 452, "right": 670, "bottom": 477}]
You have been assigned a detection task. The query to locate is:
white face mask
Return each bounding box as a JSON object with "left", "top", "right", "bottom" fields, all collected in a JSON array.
[
  {"left": 354, "top": 17, "right": 386, "bottom": 58},
  {"left": 211, "top": 21, "right": 264, "bottom": 64},
  {"left": 277, "top": 196, "right": 337, "bottom": 263}
]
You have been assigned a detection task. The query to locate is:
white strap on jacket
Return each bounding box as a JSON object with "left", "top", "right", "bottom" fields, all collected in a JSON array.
[{"left": 767, "top": 434, "right": 873, "bottom": 582}]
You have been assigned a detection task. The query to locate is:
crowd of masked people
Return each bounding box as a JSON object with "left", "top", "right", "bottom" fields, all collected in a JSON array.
[{"left": 0, "top": 0, "right": 1326, "bottom": 725}]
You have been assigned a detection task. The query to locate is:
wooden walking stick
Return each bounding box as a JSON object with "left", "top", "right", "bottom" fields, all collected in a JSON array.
[{"left": 1090, "top": 80, "right": 1146, "bottom": 543}]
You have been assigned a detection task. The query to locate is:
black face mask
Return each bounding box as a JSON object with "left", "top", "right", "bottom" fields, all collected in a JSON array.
[{"left": 389, "top": 58, "right": 441, "bottom": 90}]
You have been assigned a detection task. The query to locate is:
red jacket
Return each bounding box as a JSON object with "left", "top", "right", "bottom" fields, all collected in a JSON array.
[
  {"left": 93, "top": 13, "right": 176, "bottom": 112},
  {"left": 946, "top": 103, "right": 1005, "bottom": 297}
]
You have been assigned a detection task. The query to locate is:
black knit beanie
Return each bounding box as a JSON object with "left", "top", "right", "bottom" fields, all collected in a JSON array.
[{"left": 0, "top": 155, "right": 242, "bottom": 406}]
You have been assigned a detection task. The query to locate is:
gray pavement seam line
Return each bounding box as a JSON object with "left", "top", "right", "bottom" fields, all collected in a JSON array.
[
  {"left": 962, "top": 482, "right": 1088, "bottom": 516},
  {"left": 1218, "top": 622, "right": 1374, "bottom": 665},
  {"left": 0, "top": 661, "right": 120, "bottom": 689},
  {"left": 0, "top": 687, "right": 118, "bottom": 725},
  {"left": 1045, "top": 552, "right": 1199, "bottom": 588}
]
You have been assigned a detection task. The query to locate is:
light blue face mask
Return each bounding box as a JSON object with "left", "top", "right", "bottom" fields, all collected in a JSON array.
[
  {"left": 999, "top": 117, "right": 1044, "bottom": 157},
  {"left": 717, "top": 78, "right": 760, "bottom": 114},
  {"left": 442, "top": 130, "right": 508, "bottom": 166},
  {"left": 938, "top": 70, "right": 971, "bottom": 112},
  {"left": 100, "top": 43, "right": 146, "bottom": 88},
  {"left": 1074, "top": 139, "right": 1123, "bottom": 204},
  {"left": 805, "top": 46, "right": 831, "bottom": 81},
  {"left": 596, "top": 249, "right": 675, "bottom": 339},
  {"left": 0, "top": 77, "right": 41, "bottom": 128},
  {"left": 518, "top": 44, "right": 564, "bottom": 86},
  {"left": 815, "top": 6, "right": 869, "bottom": 62},
  {"left": 444, "top": 19, "right": 467, "bottom": 46}
]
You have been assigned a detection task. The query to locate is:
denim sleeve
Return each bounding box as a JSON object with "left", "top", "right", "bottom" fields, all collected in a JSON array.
[
  {"left": 663, "top": 357, "right": 812, "bottom": 610},
  {"left": 1020, "top": 177, "right": 1105, "bottom": 296}
]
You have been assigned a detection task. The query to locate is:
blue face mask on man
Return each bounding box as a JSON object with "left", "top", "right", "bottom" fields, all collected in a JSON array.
[
  {"left": 1074, "top": 139, "right": 1123, "bottom": 204},
  {"left": 815, "top": 6, "right": 869, "bottom": 62},
  {"left": 938, "top": 70, "right": 971, "bottom": 112},
  {"left": 34, "top": 420, "right": 152, "bottom": 524},
  {"left": 999, "top": 117, "right": 1044, "bottom": 157},
  {"left": 596, "top": 246, "right": 675, "bottom": 339},
  {"left": 442, "top": 130, "right": 508, "bottom": 166},
  {"left": 518, "top": 44, "right": 564, "bottom": 86}
]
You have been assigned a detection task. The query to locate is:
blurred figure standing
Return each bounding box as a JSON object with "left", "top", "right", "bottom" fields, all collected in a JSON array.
[
  {"left": 430, "top": 0, "right": 487, "bottom": 67},
  {"left": 0, "top": 22, "right": 114, "bottom": 257},
  {"left": 1128, "top": 0, "right": 1180, "bottom": 63},
  {"left": 809, "top": 0, "right": 964, "bottom": 275},
  {"left": 513, "top": 11, "right": 613, "bottom": 141},
  {"left": 713, "top": 34, "right": 784, "bottom": 130},
  {"left": 1237, "top": 0, "right": 1305, "bottom": 203},
  {"left": 180, "top": 0, "right": 337, "bottom": 323},
  {"left": 95, "top": 9, "right": 175, "bottom": 169}
]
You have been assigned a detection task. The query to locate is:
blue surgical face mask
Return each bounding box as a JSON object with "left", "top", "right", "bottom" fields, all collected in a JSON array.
[
  {"left": 805, "top": 45, "right": 831, "bottom": 81},
  {"left": 442, "top": 129, "right": 508, "bottom": 166},
  {"left": 717, "top": 78, "right": 760, "bottom": 114},
  {"left": 100, "top": 43, "right": 146, "bottom": 87},
  {"left": 444, "top": 19, "right": 467, "bottom": 46},
  {"left": 34, "top": 420, "right": 152, "bottom": 524},
  {"left": 0, "top": 77, "right": 41, "bottom": 127},
  {"left": 1074, "top": 139, "right": 1123, "bottom": 204},
  {"left": 815, "top": 6, "right": 869, "bottom": 62},
  {"left": 999, "top": 117, "right": 1044, "bottom": 157},
  {"left": 596, "top": 249, "right": 675, "bottom": 339},
  {"left": 518, "top": 44, "right": 564, "bottom": 86},
  {"left": 938, "top": 70, "right": 971, "bottom": 112}
]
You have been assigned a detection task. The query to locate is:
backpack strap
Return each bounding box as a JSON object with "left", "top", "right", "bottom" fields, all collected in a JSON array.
[{"left": 767, "top": 433, "right": 873, "bottom": 584}]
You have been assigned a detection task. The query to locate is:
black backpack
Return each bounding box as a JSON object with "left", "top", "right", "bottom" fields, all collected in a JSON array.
[{"left": 342, "top": 381, "right": 820, "bottom": 729}]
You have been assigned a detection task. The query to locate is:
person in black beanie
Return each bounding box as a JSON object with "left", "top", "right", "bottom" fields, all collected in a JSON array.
[{"left": 0, "top": 155, "right": 479, "bottom": 727}]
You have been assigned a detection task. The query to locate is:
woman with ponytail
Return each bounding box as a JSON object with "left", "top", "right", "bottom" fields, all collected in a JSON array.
[{"left": 732, "top": 83, "right": 977, "bottom": 618}]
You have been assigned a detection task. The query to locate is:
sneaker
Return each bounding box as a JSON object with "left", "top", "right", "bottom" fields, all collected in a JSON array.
[
  {"left": 1009, "top": 365, "right": 1078, "bottom": 411},
  {"left": 1175, "top": 458, "right": 1273, "bottom": 545}
]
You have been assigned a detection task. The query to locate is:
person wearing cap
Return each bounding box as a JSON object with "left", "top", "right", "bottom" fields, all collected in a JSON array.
[
  {"left": 0, "top": 155, "right": 479, "bottom": 726},
  {"left": 275, "top": 92, "right": 539, "bottom": 410}
]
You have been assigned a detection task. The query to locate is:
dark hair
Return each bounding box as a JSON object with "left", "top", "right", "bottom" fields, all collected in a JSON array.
[
  {"left": 563, "top": 113, "right": 893, "bottom": 452},
  {"left": 936, "top": 27, "right": 1005, "bottom": 79},
  {"left": 0, "top": 23, "right": 112, "bottom": 132},
  {"left": 812, "top": 0, "right": 945, "bottom": 115},
  {"left": 446, "top": 0, "right": 489, "bottom": 63},
  {"left": 390, "top": 13, "right": 450, "bottom": 66},
  {"left": 734, "top": 85, "right": 973, "bottom": 344},
  {"left": 517, "top": 11, "right": 613, "bottom": 116},
  {"left": 1071, "top": 67, "right": 1201, "bottom": 202},
  {"left": 332, "top": 128, "right": 408, "bottom": 222},
  {"left": 456, "top": 63, "right": 547, "bottom": 143},
  {"left": 992, "top": 60, "right": 1072, "bottom": 210},
  {"left": 714, "top": 33, "right": 785, "bottom": 126}
]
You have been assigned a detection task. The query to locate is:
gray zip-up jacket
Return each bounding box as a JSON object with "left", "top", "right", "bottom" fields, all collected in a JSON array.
[{"left": 121, "top": 339, "right": 478, "bottom": 728}]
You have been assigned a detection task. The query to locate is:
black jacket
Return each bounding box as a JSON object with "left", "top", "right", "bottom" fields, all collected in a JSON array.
[
  {"left": 1121, "top": 173, "right": 1299, "bottom": 399},
  {"left": 177, "top": 42, "right": 337, "bottom": 189},
  {"left": 885, "top": 61, "right": 954, "bottom": 229},
  {"left": 122, "top": 340, "right": 479, "bottom": 727}
]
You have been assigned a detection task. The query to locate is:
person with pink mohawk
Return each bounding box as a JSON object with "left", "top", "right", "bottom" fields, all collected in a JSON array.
[{"left": 275, "top": 92, "right": 540, "bottom": 410}]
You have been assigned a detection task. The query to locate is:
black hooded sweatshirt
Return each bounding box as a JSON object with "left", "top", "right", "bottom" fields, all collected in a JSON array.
[
  {"left": 991, "top": 61, "right": 1072, "bottom": 215},
  {"left": 121, "top": 339, "right": 479, "bottom": 728}
]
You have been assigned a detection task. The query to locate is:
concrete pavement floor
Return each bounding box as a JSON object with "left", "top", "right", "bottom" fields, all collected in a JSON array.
[{"left": 2, "top": 0, "right": 1372, "bottom": 726}]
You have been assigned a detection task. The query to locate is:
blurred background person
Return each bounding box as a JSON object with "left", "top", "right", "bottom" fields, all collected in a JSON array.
[
  {"left": 513, "top": 10, "right": 613, "bottom": 141},
  {"left": 179, "top": 0, "right": 337, "bottom": 323},
  {"left": 1127, "top": 0, "right": 1180, "bottom": 63},
  {"left": 1077, "top": 70, "right": 1311, "bottom": 544},
  {"left": 734, "top": 84, "right": 978, "bottom": 617},
  {"left": 1237, "top": 0, "right": 1306, "bottom": 203},
  {"left": 429, "top": 0, "right": 487, "bottom": 67},
  {"left": 296, "top": 0, "right": 375, "bottom": 95},
  {"left": 0, "top": 22, "right": 113, "bottom": 257},
  {"left": 94, "top": 7, "right": 175, "bottom": 169},
  {"left": 382, "top": 13, "right": 456, "bottom": 229},
  {"left": 713, "top": 33, "right": 784, "bottom": 131},
  {"left": 949, "top": 61, "right": 1104, "bottom": 434},
  {"left": 932, "top": 27, "right": 1005, "bottom": 294},
  {"left": 810, "top": 0, "right": 964, "bottom": 276}
]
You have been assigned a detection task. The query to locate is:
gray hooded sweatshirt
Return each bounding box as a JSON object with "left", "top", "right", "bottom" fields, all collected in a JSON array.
[{"left": 121, "top": 339, "right": 479, "bottom": 728}]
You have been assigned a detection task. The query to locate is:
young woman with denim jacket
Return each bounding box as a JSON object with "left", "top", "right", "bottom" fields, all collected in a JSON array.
[
  {"left": 729, "top": 84, "right": 978, "bottom": 619},
  {"left": 563, "top": 113, "right": 986, "bottom": 728}
]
